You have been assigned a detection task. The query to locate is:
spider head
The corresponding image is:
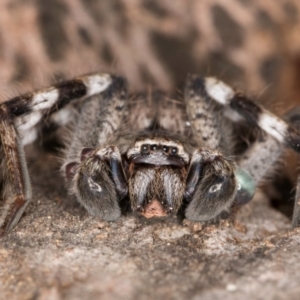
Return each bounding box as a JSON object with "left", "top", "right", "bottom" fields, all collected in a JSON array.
[{"left": 127, "top": 137, "right": 189, "bottom": 218}]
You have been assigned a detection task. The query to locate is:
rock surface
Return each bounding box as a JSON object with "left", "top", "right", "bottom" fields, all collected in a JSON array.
[{"left": 1, "top": 147, "right": 300, "bottom": 300}]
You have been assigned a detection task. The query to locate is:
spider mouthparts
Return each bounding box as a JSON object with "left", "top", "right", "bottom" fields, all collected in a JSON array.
[{"left": 139, "top": 199, "right": 168, "bottom": 218}]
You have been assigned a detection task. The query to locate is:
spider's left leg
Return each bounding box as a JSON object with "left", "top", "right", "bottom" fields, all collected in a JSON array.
[
  {"left": 0, "top": 73, "right": 114, "bottom": 235},
  {"left": 183, "top": 75, "right": 239, "bottom": 221},
  {"left": 0, "top": 104, "right": 88, "bottom": 235},
  {"left": 63, "top": 76, "right": 128, "bottom": 221},
  {"left": 202, "top": 77, "right": 300, "bottom": 225},
  {"left": 0, "top": 107, "right": 32, "bottom": 236},
  {"left": 293, "top": 174, "right": 300, "bottom": 227}
]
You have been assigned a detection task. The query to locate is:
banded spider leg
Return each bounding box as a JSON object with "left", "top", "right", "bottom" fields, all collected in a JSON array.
[
  {"left": 182, "top": 75, "right": 246, "bottom": 221},
  {"left": 199, "top": 76, "right": 300, "bottom": 226},
  {"left": 63, "top": 76, "right": 128, "bottom": 221},
  {"left": 0, "top": 73, "right": 119, "bottom": 236}
]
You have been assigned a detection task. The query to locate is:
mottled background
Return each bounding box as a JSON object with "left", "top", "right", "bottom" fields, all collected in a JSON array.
[
  {"left": 0, "top": 0, "right": 300, "bottom": 102},
  {"left": 1, "top": 1, "right": 300, "bottom": 299}
]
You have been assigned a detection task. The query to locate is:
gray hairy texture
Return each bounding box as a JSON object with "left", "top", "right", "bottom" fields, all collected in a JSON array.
[
  {"left": 73, "top": 155, "right": 121, "bottom": 221},
  {"left": 129, "top": 165, "right": 185, "bottom": 214},
  {"left": 239, "top": 134, "right": 284, "bottom": 184},
  {"left": 61, "top": 79, "right": 127, "bottom": 221},
  {"left": 66, "top": 92, "right": 126, "bottom": 162},
  {"left": 185, "top": 150, "right": 237, "bottom": 221},
  {"left": 185, "top": 75, "right": 232, "bottom": 155}
]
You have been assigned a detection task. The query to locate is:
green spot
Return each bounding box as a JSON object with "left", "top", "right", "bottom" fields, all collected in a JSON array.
[{"left": 234, "top": 167, "right": 255, "bottom": 206}]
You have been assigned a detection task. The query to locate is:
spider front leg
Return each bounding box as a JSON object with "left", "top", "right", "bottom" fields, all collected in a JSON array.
[
  {"left": 0, "top": 107, "right": 32, "bottom": 236},
  {"left": 63, "top": 75, "right": 128, "bottom": 220},
  {"left": 66, "top": 146, "right": 127, "bottom": 221},
  {"left": 185, "top": 148, "right": 238, "bottom": 221},
  {"left": 0, "top": 73, "right": 117, "bottom": 235},
  {"left": 183, "top": 75, "right": 254, "bottom": 221},
  {"left": 202, "top": 76, "right": 300, "bottom": 226}
]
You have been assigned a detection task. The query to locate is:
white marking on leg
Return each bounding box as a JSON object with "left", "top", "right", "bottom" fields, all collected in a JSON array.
[
  {"left": 95, "top": 146, "right": 121, "bottom": 161},
  {"left": 223, "top": 107, "right": 244, "bottom": 122},
  {"left": 190, "top": 151, "right": 202, "bottom": 164},
  {"left": 258, "top": 113, "right": 288, "bottom": 142},
  {"left": 88, "top": 177, "right": 102, "bottom": 193},
  {"left": 205, "top": 77, "right": 235, "bottom": 105},
  {"left": 50, "top": 107, "right": 73, "bottom": 126},
  {"left": 80, "top": 74, "right": 112, "bottom": 96},
  {"left": 209, "top": 183, "right": 223, "bottom": 193},
  {"left": 15, "top": 111, "right": 43, "bottom": 131},
  {"left": 31, "top": 89, "right": 59, "bottom": 111},
  {"left": 21, "top": 128, "right": 38, "bottom": 146},
  {"left": 190, "top": 149, "right": 220, "bottom": 164}
]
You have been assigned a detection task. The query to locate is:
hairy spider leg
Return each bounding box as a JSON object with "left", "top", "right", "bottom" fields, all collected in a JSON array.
[
  {"left": 204, "top": 77, "right": 300, "bottom": 227},
  {"left": 0, "top": 73, "right": 114, "bottom": 235},
  {"left": 204, "top": 77, "right": 300, "bottom": 152},
  {"left": 12, "top": 73, "right": 113, "bottom": 145},
  {"left": 183, "top": 75, "right": 238, "bottom": 221},
  {"left": 0, "top": 107, "right": 32, "bottom": 236},
  {"left": 63, "top": 76, "right": 128, "bottom": 220},
  {"left": 184, "top": 75, "right": 232, "bottom": 153},
  {"left": 293, "top": 175, "right": 300, "bottom": 227}
]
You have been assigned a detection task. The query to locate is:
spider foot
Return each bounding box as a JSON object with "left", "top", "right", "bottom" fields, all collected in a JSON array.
[
  {"left": 184, "top": 148, "right": 255, "bottom": 222},
  {"left": 64, "top": 145, "right": 128, "bottom": 221}
]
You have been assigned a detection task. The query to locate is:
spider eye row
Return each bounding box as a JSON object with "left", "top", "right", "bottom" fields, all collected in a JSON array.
[{"left": 141, "top": 144, "right": 178, "bottom": 155}]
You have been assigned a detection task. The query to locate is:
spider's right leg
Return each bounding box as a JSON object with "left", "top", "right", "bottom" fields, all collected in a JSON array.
[
  {"left": 183, "top": 75, "right": 239, "bottom": 221},
  {"left": 63, "top": 76, "right": 128, "bottom": 220},
  {"left": 203, "top": 77, "right": 300, "bottom": 225}
]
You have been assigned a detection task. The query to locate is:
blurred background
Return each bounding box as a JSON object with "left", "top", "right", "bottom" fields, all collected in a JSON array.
[{"left": 0, "top": 0, "right": 299, "bottom": 108}]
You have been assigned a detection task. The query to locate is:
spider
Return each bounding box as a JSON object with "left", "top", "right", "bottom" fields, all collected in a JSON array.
[{"left": 0, "top": 73, "right": 300, "bottom": 236}]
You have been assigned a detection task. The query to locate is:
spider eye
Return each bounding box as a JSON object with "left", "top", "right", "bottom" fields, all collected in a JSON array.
[
  {"left": 171, "top": 147, "right": 178, "bottom": 154},
  {"left": 162, "top": 146, "right": 169, "bottom": 152},
  {"left": 151, "top": 144, "right": 158, "bottom": 151},
  {"left": 141, "top": 144, "right": 149, "bottom": 154}
]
